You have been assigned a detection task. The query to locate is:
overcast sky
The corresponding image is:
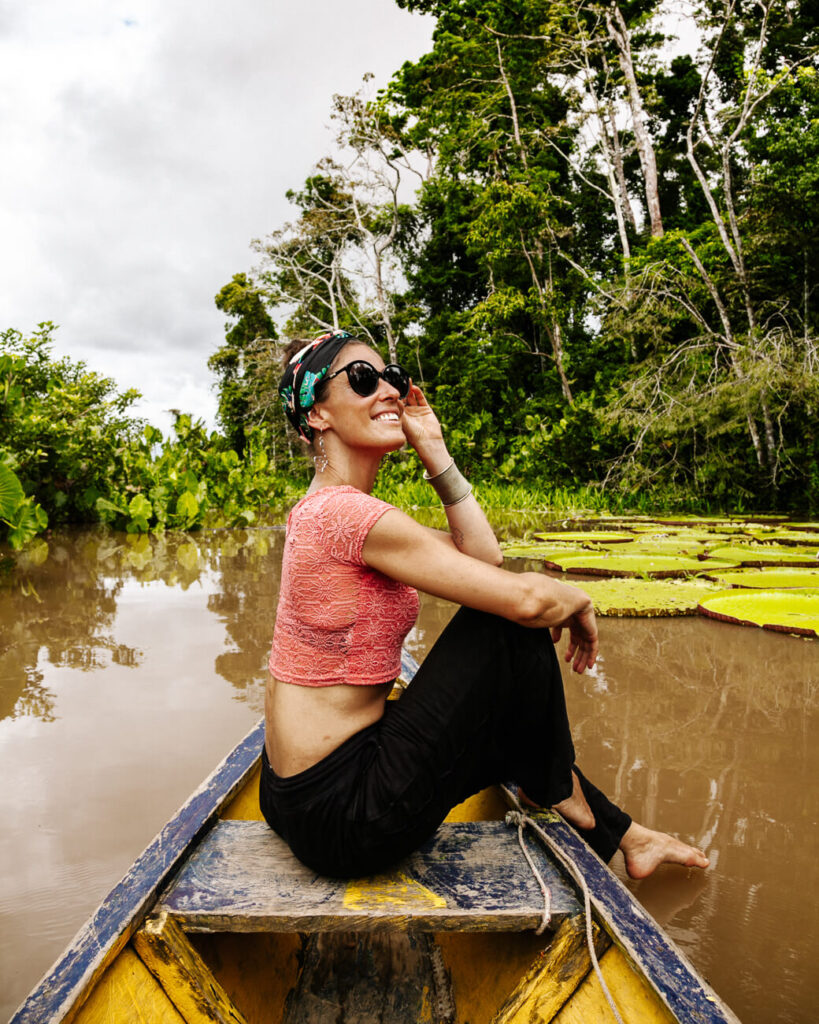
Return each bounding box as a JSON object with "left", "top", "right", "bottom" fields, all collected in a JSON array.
[{"left": 0, "top": 0, "right": 434, "bottom": 432}]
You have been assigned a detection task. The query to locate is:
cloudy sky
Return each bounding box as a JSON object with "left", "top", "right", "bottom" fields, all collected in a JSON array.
[{"left": 0, "top": 0, "right": 434, "bottom": 431}]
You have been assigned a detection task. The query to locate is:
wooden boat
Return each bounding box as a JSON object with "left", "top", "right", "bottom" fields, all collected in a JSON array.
[{"left": 12, "top": 652, "right": 740, "bottom": 1024}]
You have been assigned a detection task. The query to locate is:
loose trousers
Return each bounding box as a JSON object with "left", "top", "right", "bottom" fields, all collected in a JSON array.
[{"left": 260, "top": 607, "right": 631, "bottom": 877}]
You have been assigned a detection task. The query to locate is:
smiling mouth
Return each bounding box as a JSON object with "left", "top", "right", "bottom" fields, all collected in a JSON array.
[{"left": 374, "top": 412, "right": 401, "bottom": 422}]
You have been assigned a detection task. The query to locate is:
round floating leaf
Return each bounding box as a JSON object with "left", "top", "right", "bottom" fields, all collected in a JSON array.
[
  {"left": 542, "top": 552, "right": 736, "bottom": 578},
  {"left": 698, "top": 589, "right": 819, "bottom": 637},
  {"left": 707, "top": 544, "right": 819, "bottom": 567},
  {"left": 741, "top": 530, "right": 819, "bottom": 547},
  {"left": 502, "top": 543, "right": 583, "bottom": 560},
  {"left": 565, "top": 577, "right": 721, "bottom": 616},
  {"left": 704, "top": 568, "right": 819, "bottom": 589},
  {"left": 653, "top": 516, "right": 745, "bottom": 527},
  {"left": 532, "top": 531, "right": 635, "bottom": 544}
]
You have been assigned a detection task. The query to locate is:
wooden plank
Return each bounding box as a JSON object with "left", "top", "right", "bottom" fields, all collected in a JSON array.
[
  {"left": 491, "top": 914, "right": 611, "bottom": 1023},
  {"left": 71, "top": 947, "right": 186, "bottom": 1024},
  {"left": 282, "top": 932, "right": 444, "bottom": 1023},
  {"left": 9, "top": 719, "right": 265, "bottom": 1024},
  {"left": 190, "top": 933, "right": 303, "bottom": 1024},
  {"left": 158, "top": 819, "right": 581, "bottom": 933},
  {"left": 552, "top": 944, "right": 676, "bottom": 1024},
  {"left": 134, "top": 911, "right": 249, "bottom": 1024},
  {"left": 527, "top": 811, "right": 742, "bottom": 1024}
]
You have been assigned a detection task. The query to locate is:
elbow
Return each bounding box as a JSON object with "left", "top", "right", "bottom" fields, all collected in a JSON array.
[{"left": 491, "top": 546, "right": 504, "bottom": 568}]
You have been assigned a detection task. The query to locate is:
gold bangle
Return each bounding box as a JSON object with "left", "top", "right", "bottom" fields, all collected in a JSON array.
[{"left": 423, "top": 460, "right": 472, "bottom": 507}]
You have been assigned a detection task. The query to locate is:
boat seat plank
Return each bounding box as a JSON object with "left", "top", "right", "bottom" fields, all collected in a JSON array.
[{"left": 158, "top": 819, "right": 581, "bottom": 933}]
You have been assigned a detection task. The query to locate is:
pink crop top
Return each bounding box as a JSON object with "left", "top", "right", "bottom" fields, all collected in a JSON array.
[{"left": 268, "top": 486, "right": 420, "bottom": 686}]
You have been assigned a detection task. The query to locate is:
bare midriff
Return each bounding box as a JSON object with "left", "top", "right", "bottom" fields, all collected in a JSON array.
[{"left": 264, "top": 675, "right": 394, "bottom": 777}]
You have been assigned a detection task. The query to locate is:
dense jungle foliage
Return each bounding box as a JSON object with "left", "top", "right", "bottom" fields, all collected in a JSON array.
[{"left": 2, "top": 0, "right": 818, "bottom": 548}]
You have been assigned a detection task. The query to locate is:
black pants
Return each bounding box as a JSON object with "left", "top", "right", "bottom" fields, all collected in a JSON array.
[{"left": 259, "top": 607, "right": 631, "bottom": 877}]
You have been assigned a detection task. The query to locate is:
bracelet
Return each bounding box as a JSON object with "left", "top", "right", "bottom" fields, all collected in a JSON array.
[{"left": 423, "top": 459, "right": 473, "bottom": 507}]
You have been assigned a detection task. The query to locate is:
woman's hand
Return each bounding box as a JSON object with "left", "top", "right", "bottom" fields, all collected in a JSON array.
[
  {"left": 400, "top": 384, "right": 447, "bottom": 467},
  {"left": 550, "top": 603, "right": 599, "bottom": 675}
]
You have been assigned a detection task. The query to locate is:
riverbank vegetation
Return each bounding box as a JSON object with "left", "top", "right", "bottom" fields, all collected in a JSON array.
[{"left": 2, "top": 0, "right": 817, "bottom": 550}]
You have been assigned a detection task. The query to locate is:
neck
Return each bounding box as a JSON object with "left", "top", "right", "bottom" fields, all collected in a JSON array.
[{"left": 308, "top": 444, "right": 383, "bottom": 495}]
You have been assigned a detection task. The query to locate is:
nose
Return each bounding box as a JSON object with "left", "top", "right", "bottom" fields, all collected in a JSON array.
[{"left": 377, "top": 375, "right": 401, "bottom": 399}]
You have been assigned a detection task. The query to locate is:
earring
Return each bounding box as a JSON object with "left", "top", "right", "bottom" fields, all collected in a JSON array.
[{"left": 313, "top": 430, "right": 328, "bottom": 473}]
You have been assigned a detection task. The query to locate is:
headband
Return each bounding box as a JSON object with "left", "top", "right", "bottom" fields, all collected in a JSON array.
[{"left": 278, "top": 331, "right": 353, "bottom": 441}]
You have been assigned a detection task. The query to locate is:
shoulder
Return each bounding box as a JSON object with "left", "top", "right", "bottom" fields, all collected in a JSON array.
[{"left": 291, "top": 487, "right": 397, "bottom": 565}]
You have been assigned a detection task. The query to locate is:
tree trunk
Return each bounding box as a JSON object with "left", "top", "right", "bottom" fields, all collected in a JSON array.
[{"left": 606, "top": 5, "right": 664, "bottom": 237}]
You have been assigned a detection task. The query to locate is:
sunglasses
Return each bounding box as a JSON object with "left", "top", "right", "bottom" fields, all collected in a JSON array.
[{"left": 325, "top": 360, "right": 411, "bottom": 399}]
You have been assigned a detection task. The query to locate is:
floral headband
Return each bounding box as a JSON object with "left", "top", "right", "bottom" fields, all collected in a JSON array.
[{"left": 278, "top": 331, "right": 353, "bottom": 441}]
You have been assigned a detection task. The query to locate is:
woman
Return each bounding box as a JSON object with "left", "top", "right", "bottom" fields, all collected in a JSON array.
[{"left": 262, "top": 330, "right": 709, "bottom": 880}]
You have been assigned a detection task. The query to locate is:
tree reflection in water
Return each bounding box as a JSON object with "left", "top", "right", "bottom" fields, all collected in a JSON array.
[{"left": 0, "top": 527, "right": 285, "bottom": 726}]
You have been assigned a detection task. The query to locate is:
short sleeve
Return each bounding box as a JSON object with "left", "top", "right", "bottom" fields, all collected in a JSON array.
[{"left": 312, "top": 488, "right": 396, "bottom": 566}]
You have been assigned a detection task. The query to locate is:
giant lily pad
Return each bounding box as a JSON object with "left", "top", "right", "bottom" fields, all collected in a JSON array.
[
  {"left": 707, "top": 544, "right": 819, "bottom": 567},
  {"left": 542, "top": 552, "right": 735, "bottom": 578},
  {"left": 532, "top": 531, "right": 635, "bottom": 544},
  {"left": 565, "top": 577, "right": 721, "bottom": 616},
  {"left": 742, "top": 530, "right": 819, "bottom": 547},
  {"left": 704, "top": 568, "right": 819, "bottom": 589},
  {"left": 698, "top": 589, "right": 819, "bottom": 637},
  {"left": 502, "top": 543, "right": 585, "bottom": 560}
]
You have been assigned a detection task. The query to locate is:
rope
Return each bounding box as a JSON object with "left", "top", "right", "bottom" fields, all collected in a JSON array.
[
  {"left": 505, "top": 811, "right": 552, "bottom": 935},
  {"left": 502, "top": 785, "right": 626, "bottom": 1024}
]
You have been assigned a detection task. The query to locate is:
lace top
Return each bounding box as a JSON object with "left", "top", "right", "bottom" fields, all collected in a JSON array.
[{"left": 268, "top": 486, "right": 420, "bottom": 686}]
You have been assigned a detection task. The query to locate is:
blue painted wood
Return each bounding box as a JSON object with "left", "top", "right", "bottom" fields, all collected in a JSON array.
[
  {"left": 9, "top": 719, "right": 266, "bottom": 1024},
  {"left": 399, "top": 647, "right": 421, "bottom": 684},
  {"left": 533, "top": 812, "right": 741, "bottom": 1023},
  {"left": 158, "top": 818, "right": 581, "bottom": 931}
]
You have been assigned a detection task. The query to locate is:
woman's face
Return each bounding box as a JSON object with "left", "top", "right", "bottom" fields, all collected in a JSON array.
[{"left": 309, "top": 343, "right": 407, "bottom": 455}]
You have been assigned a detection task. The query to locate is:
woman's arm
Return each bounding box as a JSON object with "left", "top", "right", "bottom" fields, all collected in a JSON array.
[
  {"left": 363, "top": 509, "right": 598, "bottom": 674},
  {"left": 400, "top": 385, "right": 502, "bottom": 566}
]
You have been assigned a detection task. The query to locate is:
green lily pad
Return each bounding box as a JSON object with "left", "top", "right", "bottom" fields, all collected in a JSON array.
[
  {"left": 744, "top": 531, "right": 819, "bottom": 547},
  {"left": 698, "top": 589, "right": 819, "bottom": 637},
  {"left": 624, "top": 539, "right": 712, "bottom": 556},
  {"left": 542, "top": 553, "right": 735, "bottom": 578},
  {"left": 707, "top": 544, "right": 819, "bottom": 567},
  {"left": 704, "top": 568, "right": 819, "bottom": 589},
  {"left": 564, "top": 577, "right": 721, "bottom": 616},
  {"left": 502, "top": 543, "right": 583, "bottom": 560},
  {"left": 532, "top": 531, "right": 635, "bottom": 544}
]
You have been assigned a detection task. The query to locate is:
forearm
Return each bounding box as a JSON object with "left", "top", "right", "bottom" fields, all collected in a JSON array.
[
  {"left": 419, "top": 443, "right": 502, "bottom": 565},
  {"left": 442, "top": 494, "right": 504, "bottom": 564}
]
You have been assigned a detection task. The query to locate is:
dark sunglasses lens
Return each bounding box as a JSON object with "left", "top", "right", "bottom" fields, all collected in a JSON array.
[
  {"left": 346, "top": 362, "right": 380, "bottom": 396},
  {"left": 383, "top": 364, "right": 410, "bottom": 398}
]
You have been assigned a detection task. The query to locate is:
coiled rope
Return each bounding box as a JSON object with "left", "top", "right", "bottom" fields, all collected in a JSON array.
[{"left": 501, "top": 785, "right": 626, "bottom": 1024}]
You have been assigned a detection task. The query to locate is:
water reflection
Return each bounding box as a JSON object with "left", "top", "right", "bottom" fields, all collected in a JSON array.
[{"left": 0, "top": 528, "right": 286, "bottom": 728}]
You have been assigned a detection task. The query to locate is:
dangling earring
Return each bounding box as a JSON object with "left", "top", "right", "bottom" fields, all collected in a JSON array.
[{"left": 313, "top": 429, "right": 328, "bottom": 473}]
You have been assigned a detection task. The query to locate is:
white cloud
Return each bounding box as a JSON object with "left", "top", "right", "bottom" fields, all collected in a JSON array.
[{"left": 0, "top": 0, "right": 434, "bottom": 432}]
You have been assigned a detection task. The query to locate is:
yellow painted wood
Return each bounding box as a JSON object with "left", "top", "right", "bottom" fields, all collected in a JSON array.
[
  {"left": 220, "top": 764, "right": 263, "bottom": 820},
  {"left": 492, "top": 914, "right": 611, "bottom": 1023},
  {"left": 445, "top": 785, "right": 507, "bottom": 822},
  {"left": 551, "top": 944, "right": 677, "bottom": 1024},
  {"left": 343, "top": 871, "right": 447, "bottom": 911},
  {"left": 134, "top": 912, "right": 248, "bottom": 1023},
  {"left": 191, "top": 933, "right": 303, "bottom": 1024},
  {"left": 434, "top": 931, "right": 552, "bottom": 1022},
  {"left": 72, "top": 946, "right": 186, "bottom": 1024}
]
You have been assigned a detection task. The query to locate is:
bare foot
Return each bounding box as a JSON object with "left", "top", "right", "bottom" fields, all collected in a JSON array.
[
  {"left": 620, "top": 822, "right": 710, "bottom": 880},
  {"left": 552, "top": 770, "right": 596, "bottom": 831}
]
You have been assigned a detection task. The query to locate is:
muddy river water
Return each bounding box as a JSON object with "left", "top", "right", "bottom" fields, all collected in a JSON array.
[{"left": 0, "top": 526, "right": 817, "bottom": 1022}]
